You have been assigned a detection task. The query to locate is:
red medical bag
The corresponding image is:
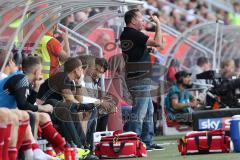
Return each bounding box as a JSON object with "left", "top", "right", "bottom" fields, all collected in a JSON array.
[
  {"left": 178, "top": 129, "right": 230, "bottom": 155},
  {"left": 95, "top": 132, "right": 147, "bottom": 159}
]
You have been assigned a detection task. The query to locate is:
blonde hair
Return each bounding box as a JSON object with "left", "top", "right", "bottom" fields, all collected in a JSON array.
[{"left": 221, "top": 59, "right": 235, "bottom": 69}]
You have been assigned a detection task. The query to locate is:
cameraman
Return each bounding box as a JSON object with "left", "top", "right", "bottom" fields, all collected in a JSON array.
[
  {"left": 221, "top": 59, "right": 236, "bottom": 80},
  {"left": 165, "top": 71, "right": 200, "bottom": 123}
]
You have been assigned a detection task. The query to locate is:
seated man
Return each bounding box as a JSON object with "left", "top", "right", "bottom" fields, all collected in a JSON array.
[
  {"left": 0, "top": 50, "right": 46, "bottom": 159},
  {"left": 94, "top": 57, "right": 115, "bottom": 132},
  {"left": 77, "top": 55, "right": 97, "bottom": 135},
  {"left": 78, "top": 55, "right": 116, "bottom": 149},
  {"left": 21, "top": 56, "right": 67, "bottom": 154},
  {"left": 0, "top": 51, "right": 65, "bottom": 159},
  {"left": 165, "top": 71, "right": 199, "bottom": 124},
  {"left": 37, "top": 57, "right": 100, "bottom": 149}
]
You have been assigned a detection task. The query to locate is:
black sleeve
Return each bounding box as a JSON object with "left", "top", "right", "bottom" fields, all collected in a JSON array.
[
  {"left": 132, "top": 30, "right": 149, "bottom": 46},
  {"left": 70, "top": 103, "right": 95, "bottom": 112},
  {"left": 49, "top": 72, "right": 72, "bottom": 92},
  {"left": 5, "top": 75, "right": 38, "bottom": 112},
  {"left": 15, "top": 87, "right": 38, "bottom": 112},
  {"left": 44, "top": 99, "right": 95, "bottom": 112},
  {"left": 27, "top": 88, "right": 37, "bottom": 104},
  {"left": 37, "top": 80, "right": 49, "bottom": 100}
]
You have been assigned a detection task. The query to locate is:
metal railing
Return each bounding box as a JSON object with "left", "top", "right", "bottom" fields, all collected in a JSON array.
[{"left": 0, "top": 0, "right": 144, "bottom": 94}]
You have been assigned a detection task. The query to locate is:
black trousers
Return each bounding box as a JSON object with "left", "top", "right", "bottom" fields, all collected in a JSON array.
[
  {"left": 45, "top": 99, "right": 87, "bottom": 148},
  {"left": 96, "top": 114, "right": 109, "bottom": 131}
]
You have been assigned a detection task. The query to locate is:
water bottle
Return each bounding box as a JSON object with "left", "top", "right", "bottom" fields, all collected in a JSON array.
[
  {"left": 64, "top": 143, "right": 73, "bottom": 160},
  {"left": 71, "top": 141, "right": 78, "bottom": 160},
  {"left": 70, "top": 147, "right": 76, "bottom": 160},
  {"left": 45, "top": 146, "right": 54, "bottom": 156},
  {"left": 230, "top": 115, "right": 240, "bottom": 152}
]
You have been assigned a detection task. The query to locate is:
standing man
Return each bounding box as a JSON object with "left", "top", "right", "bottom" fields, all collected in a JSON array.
[
  {"left": 36, "top": 19, "right": 70, "bottom": 79},
  {"left": 190, "top": 57, "right": 210, "bottom": 85},
  {"left": 120, "top": 9, "right": 165, "bottom": 151}
]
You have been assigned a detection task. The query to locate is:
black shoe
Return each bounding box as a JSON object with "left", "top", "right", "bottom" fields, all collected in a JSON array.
[
  {"left": 151, "top": 144, "right": 165, "bottom": 151},
  {"left": 146, "top": 146, "right": 153, "bottom": 152}
]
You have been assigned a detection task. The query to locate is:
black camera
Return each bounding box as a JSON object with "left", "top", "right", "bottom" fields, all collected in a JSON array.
[{"left": 196, "top": 70, "right": 240, "bottom": 108}]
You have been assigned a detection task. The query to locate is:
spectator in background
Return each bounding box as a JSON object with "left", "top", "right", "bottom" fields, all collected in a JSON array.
[
  {"left": 89, "top": 8, "right": 101, "bottom": 17},
  {"left": 143, "top": 0, "right": 159, "bottom": 14},
  {"left": 159, "top": 9, "right": 172, "bottom": 26},
  {"left": 205, "top": 12, "right": 217, "bottom": 21},
  {"left": 60, "top": 14, "right": 75, "bottom": 29},
  {"left": 81, "top": 8, "right": 92, "bottom": 17},
  {"left": 216, "top": 9, "right": 229, "bottom": 24},
  {"left": 75, "top": 11, "right": 88, "bottom": 23},
  {"left": 197, "top": 2, "right": 208, "bottom": 17},
  {"left": 175, "top": 0, "right": 186, "bottom": 10},
  {"left": 229, "top": 2, "right": 240, "bottom": 25},
  {"left": 169, "top": 8, "right": 182, "bottom": 29},
  {"left": 190, "top": 57, "right": 210, "bottom": 85},
  {"left": 167, "top": 59, "right": 180, "bottom": 83},
  {"left": 186, "top": 14, "right": 198, "bottom": 28},
  {"left": 186, "top": 0, "right": 198, "bottom": 28},
  {"left": 221, "top": 59, "right": 236, "bottom": 79}
]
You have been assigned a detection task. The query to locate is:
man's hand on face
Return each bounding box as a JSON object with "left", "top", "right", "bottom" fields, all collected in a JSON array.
[
  {"left": 74, "top": 78, "right": 81, "bottom": 86},
  {"left": 33, "top": 75, "right": 44, "bottom": 92}
]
